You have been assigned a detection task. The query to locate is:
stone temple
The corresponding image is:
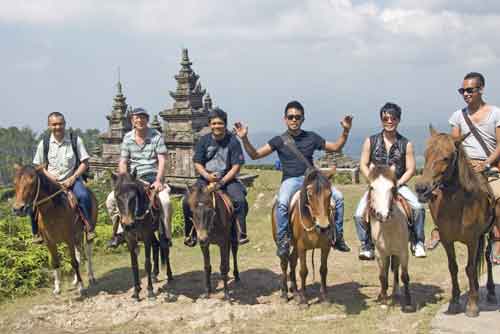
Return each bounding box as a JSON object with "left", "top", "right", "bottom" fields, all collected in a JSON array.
[{"left": 90, "top": 49, "right": 255, "bottom": 191}]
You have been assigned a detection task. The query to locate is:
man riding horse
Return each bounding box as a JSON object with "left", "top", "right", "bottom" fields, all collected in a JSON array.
[
  {"left": 234, "top": 100, "right": 353, "bottom": 258},
  {"left": 428, "top": 72, "right": 500, "bottom": 265},
  {"left": 354, "top": 102, "right": 426, "bottom": 260},
  {"left": 183, "top": 107, "right": 249, "bottom": 246},
  {"left": 106, "top": 107, "right": 172, "bottom": 248},
  {"left": 31, "top": 112, "right": 96, "bottom": 242}
]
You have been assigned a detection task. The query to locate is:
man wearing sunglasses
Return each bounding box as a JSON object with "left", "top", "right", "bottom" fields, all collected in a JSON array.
[
  {"left": 428, "top": 72, "right": 500, "bottom": 265},
  {"left": 233, "top": 100, "right": 353, "bottom": 257},
  {"left": 354, "top": 102, "right": 426, "bottom": 260}
]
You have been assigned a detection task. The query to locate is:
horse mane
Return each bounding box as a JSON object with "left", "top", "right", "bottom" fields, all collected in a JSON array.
[
  {"left": 30, "top": 166, "right": 67, "bottom": 208},
  {"left": 299, "top": 168, "right": 331, "bottom": 219},
  {"left": 114, "top": 173, "right": 148, "bottom": 212},
  {"left": 368, "top": 164, "right": 397, "bottom": 184}
]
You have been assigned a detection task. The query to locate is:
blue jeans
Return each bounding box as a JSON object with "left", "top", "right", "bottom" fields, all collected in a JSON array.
[
  {"left": 276, "top": 176, "right": 344, "bottom": 244},
  {"left": 71, "top": 178, "right": 94, "bottom": 230},
  {"left": 353, "top": 185, "right": 425, "bottom": 249}
]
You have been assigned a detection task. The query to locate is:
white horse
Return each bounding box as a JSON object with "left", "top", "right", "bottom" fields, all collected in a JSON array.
[{"left": 367, "top": 164, "right": 415, "bottom": 312}]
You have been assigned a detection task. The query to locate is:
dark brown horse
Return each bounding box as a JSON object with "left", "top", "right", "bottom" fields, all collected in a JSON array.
[
  {"left": 187, "top": 182, "right": 239, "bottom": 300},
  {"left": 367, "top": 165, "right": 414, "bottom": 312},
  {"left": 111, "top": 172, "right": 173, "bottom": 300},
  {"left": 415, "top": 127, "right": 498, "bottom": 317},
  {"left": 12, "top": 164, "right": 97, "bottom": 296},
  {"left": 272, "top": 168, "right": 334, "bottom": 304}
]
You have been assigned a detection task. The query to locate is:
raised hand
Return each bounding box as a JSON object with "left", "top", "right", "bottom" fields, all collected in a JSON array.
[
  {"left": 233, "top": 122, "right": 248, "bottom": 139},
  {"left": 340, "top": 115, "right": 353, "bottom": 131}
]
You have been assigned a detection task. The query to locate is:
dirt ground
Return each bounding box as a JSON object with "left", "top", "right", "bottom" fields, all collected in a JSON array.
[{"left": 0, "top": 171, "right": 472, "bottom": 334}]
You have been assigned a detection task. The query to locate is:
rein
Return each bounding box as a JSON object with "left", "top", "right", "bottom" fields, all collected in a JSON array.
[
  {"left": 297, "top": 194, "right": 316, "bottom": 232},
  {"left": 31, "top": 174, "right": 65, "bottom": 209},
  {"left": 429, "top": 149, "right": 458, "bottom": 192}
]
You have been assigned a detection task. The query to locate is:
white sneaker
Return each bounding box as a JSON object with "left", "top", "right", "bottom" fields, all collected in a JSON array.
[
  {"left": 359, "top": 248, "right": 375, "bottom": 260},
  {"left": 414, "top": 242, "right": 426, "bottom": 258}
]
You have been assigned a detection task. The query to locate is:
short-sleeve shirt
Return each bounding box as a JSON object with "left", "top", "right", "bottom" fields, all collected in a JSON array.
[
  {"left": 33, "top": 133, "right": 90, "bottom": 181},
  {"left": 449, "top": 106, "right": 500, "bottom": 160},
  {"left": 268, "top": 130, "right": 326, "bottom": 181},
  {"left": 120, "top": 128, "right": 167, "bottom": 177},
  {"left": 193, "top": 132, "right": 245, "bottom": 177}
]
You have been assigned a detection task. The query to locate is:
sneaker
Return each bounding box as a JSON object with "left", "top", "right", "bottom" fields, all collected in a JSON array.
[
  {"left": 238, "top": 234, "right": 250, "bottom": 245},
  {"left": 32, "top": 234, "right": 44, "bottom": 244},
  {"left": 414, "top": 242, "right": 426, "bottom": 258},
  {"left": 358, "top": 246, "right": 375, "bottom": 260},
  {"left": 184, "top": 236, "right": 197, "bottom": 247},
  {"left": 334, "top": 237, "right": 351, "bottom": 252}
]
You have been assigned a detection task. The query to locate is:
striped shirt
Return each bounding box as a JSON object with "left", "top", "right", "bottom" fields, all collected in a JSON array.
[{"left": 120, "top": 128, "right": 167, "bottom": 177}]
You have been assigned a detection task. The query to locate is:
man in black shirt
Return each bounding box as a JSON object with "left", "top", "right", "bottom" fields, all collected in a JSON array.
[
  {"left": 183, "top": 108, "right": 249, "bottom": 246},
  {"left": 234, "top": 101, "right": 352, "bottom": 257}
]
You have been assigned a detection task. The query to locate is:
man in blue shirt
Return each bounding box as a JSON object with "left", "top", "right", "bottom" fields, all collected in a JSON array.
[
  {"left": 183, "top": 108, "right": 249, "bottom": 246},
  {"left": 234, "top": 100, "right": 352, "bottom": 257}
]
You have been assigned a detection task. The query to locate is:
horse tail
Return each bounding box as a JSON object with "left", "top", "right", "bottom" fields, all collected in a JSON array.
[
  {"left": 311, "top": 248, "right": 316, "bottom": 282},
  {"left": 390, "top": 255, "right": 396, "bottom": 273},
  {"left": 476, "top": 233, "right": 486, "bottom": 278}
]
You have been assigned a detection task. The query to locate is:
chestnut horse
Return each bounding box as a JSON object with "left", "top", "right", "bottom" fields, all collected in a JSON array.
[
  {"left": 415, "top": 127, "right": 497, "bottom": 317},
  {"left": 271, "top": 168, "right": 334, "bottom": 304},
  {"left": 111, "top": 172, "right": 173, "bottom": 300},
  {"left": 186, "top": 183, "right": 239, "bottom": 300},
  {"left": 12, "top": 164, "right": 96, "bottom": 296},
  {"left": 367, "top": 165, "right": 415, "bottom": 312}
]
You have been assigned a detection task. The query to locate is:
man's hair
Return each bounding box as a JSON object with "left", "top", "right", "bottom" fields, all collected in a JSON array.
[
  {"left": 284, "top": 100, "right": 304, "bottom": 116},
  {"left": 208, "top": 107, "right": 227, "bottom": 125},
  {"left": 47, "top": 112, "right": 65, "bottom": 122},
  {"left": 379, "top": 102, "right": 402, "bottom": 120},
  {"left": 464, "top": 72, "right": 485, "bottom": 87}
]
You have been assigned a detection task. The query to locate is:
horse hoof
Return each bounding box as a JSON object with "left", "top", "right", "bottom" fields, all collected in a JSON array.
[
  {"left": 320, "top": 296, "right": 330, "bottom": 305},
  {"left": 167, "top": 275, "right": 174, "bottom": 282},
  {"left": 377, "top": 294, "right": 388, "bottom": 305},
  {"left": 234, "top": 275, "right": 240, "bottom": 283},
  {"left": 487, "top": 293, "right": 498, "bottom": 305},
  {"left": 131, "top": 294, "right": 140, "bottom": 301},
  {"left": 446, "top": 302, "right": 461, "bottom": 315},
  {"left": 152, "top": 276, "right": 159, "bottom": 284},
  {"left": 88, "top": 278, "right": 97, "bottom": 286},
  {"left": 465, "top": 308, "right": 479, "bottom": 318},
  {"left": 201, "top": 293, "right": 210, "bottom": 299},
  {"left": 53, "top": 288, "right": 61, "bottom": 295},
  {"left": 401, "top": 304, "right": 416, "bottom": 313}
]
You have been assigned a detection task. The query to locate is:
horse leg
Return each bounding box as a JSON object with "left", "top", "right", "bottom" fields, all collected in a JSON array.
[
  {"left": 319, "top": 247, "right": 331, "bottom": 304},
  {"left": 391, "top": 255, "right": 400, "bottom": 301},
  {"left": 67, "top": 241, "right": 84, "bottom": 296},
  {"left": 220, "top": 241, "right": 231, "bottom": 300},
  {"left": 376, "top": 255, "right": 390, "bottom": 305},
  {"left": 85, "top": 241, "right": 96, "bottom": 286},
  {"left": 278, "top": 251, "right": 290, "bottom": 301},
  {"left": 231, "top": 239, "right": 240, "bottom": 282},
  {"left": 289, "top": 248, "right": 298, "bottom": 295},
  {"left": 128, "top": 240, "right": 141, "bottom": 300},
  {"left": 400, "top": 255, "right": 415, "bottom": 313},
  {"left": 72, "top": 246, "right": 81, "bottom": 286},
  {"left": 164, "top": 245, "right": 174, "bottom": 282},
  {"left": 485, "top": 238, "right": 497, "bottom": 304},
  {"left": 47, "top": 241, "right": 62, "bottom": 295},
  {"left": 465, "top": 240, "right": 480, "bottom": 317},
  {"left": 442, "top": 241, "right": 461, "bottom": 314},
  {"left": 151, "top": 234, "right": 160, "bottom": 283},
  {"left": 297, "top": 249, "right": 308, "bottom": 305},
  {"left": 201, "top": 245, "right": 212, "bottom": 298},
  {"left": 144, "top": 236, "right": 155, "bottom": 300}
]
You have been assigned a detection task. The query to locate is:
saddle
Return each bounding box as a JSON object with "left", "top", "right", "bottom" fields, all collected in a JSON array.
[
  {"left": 63, "top": 189, "right": 92, "bottom": 232},
  {"left": 363, "top": 194, "right": 413, "bottom": 225},
  {"left": 205, "top": 182, "right": 235, "bottom": 217}
]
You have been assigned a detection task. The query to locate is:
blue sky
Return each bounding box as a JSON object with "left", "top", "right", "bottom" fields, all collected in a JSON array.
[{"left": 2, "top": 0, "right": 500, "bottom": 136}]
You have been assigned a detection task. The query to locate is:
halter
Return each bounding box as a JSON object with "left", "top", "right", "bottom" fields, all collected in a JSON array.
[
  {"left": 428, "top": 149, "right": 458, "bottom": 193},
  {"left": 29, "top": 174, "right": 65, "bottom": 209},
  {"left": 366, "top": 184, "right": 397, "bottom": 223},
  {"left": 297, "top": 189, "right": 331, "bottom": 233}
]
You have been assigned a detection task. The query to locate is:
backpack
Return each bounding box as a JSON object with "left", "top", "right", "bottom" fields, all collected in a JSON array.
[{"left": 43, "top": 130, "right": 89, "bottom": 181}]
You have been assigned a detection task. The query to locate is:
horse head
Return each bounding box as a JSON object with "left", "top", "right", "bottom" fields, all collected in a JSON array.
[
  {"left": 187, "top": 184, "right": 217, "bottom": 246},
  {"left": 301, "top": 167, "right": 333, "bottom": 234},
  {"left": 368, "top": 164, "right": 398, "bottom": 223},
  {"left": 415, "top": 125, "right": 470, "bottom": 203},
  {"left": 111, "top": 172, "right": 146, "bottom": 227},
  {"left": 12, "top": 164, "right": 42, "bottom": 216}
]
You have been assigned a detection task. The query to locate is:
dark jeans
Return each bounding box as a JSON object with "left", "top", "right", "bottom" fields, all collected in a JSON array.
[{"left": 183, "top": 178, "right": 248, "bottom": 239}]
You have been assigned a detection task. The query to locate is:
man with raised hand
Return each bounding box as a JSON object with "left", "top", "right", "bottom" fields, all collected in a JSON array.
[
  {"left": 234, "top": 100, "right": 352, "bottom": 258},
  {"left": 32, "top": 112, "right": 96, "bottom": 242},
  {"left": 106, "top": 107, "right": 172, "bottom": 248}
]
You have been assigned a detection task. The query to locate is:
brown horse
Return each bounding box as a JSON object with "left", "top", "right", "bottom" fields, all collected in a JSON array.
[
  {"left": 12, "top": 164, "right": 97, "bottom": 296},
  {"left": 272, "top": 168, "right": 334, "bottom": 304},
  {"left": 367, "top": 165, "right": 415, "bottom": 312},
  {"left": 415, "top": 126, "right": 498, "bottom": 317},
  {"left": 187, "top": 182, "right": 239, "bottom": 300},
  {"left": 111, "top": 172, "right": 173, "bottom": 300}
]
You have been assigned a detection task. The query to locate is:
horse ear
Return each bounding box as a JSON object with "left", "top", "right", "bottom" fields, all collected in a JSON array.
[
  {"left": 429, "top": 124, "right": 438, "bottom": 137},
  {"left": 13, "top": 163, "right": 22, "bottom": 174}
]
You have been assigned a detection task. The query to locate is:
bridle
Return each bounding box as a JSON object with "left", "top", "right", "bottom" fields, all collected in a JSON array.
[
  {"left": 297, "top": 185, "right": 332, "bottom": 233},
  {"left": 367, "top": 183, "right": 398, "bottom": 223},
  {"left": 427, "top": 149, "right": 458, "bottom": 193},
  {"left": 23, "top": 173, "right": 65, "bottom": 210}
]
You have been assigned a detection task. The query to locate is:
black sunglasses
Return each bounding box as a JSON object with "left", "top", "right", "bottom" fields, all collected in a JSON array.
[
  {"left": 458, "top": 87, "right": 481, "bottom": 95},
  {"left": 286, "top": 114, "right": 303, "bottom": 121}
]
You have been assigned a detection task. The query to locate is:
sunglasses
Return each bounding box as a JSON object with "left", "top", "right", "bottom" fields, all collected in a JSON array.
[
  {"left": 286, "top": 114, "right": 303, "bottom": 121},
  {"left": 458, "top": 87, "right": 481, "bottom": 95},
  {"left": 382, "top": 116, "right": 399, "bottom": 123}
]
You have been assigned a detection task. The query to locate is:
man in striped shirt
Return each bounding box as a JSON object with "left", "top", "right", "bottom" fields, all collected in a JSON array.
[{"left": 106, "top": 108, "right": 172, "bottom": 248}]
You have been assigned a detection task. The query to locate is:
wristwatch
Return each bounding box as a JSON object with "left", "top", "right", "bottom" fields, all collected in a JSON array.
[{"left": 484, "top": 163, "right": 491, "bottom": 170}]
